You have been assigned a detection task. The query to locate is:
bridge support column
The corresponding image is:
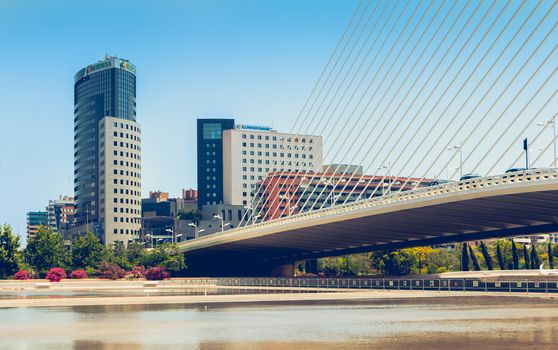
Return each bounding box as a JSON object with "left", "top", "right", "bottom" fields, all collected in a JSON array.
[
  {"left": 305, "top": 259, "right": 319, "bottom": 275},
  {"left": 270, "top": 263, "right": 295, "bottom": 277}
]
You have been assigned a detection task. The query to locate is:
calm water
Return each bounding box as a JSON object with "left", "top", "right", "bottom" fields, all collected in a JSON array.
[{"left": 1, "top": 297, "right": 557, "bottom": 349}]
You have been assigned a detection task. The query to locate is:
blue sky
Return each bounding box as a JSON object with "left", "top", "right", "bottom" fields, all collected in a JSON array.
[
  {"left": 1, "top": 0, "right": 556, "bottom": 239},
  {"left": 0, "top": 0, "right": 358, "bottom": 237}
]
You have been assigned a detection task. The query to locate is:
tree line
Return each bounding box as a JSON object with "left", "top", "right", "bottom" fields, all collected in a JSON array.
[
  {"left": 0, "top": 225, "right": 185, "bottom": 279},
  {"left": 309, "top": 240, "right": 557, "bottom": 276}
]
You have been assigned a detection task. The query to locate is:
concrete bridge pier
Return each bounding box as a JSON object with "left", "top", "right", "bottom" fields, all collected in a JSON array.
[{"left": 270, "top": 263, "right": 295, "bottom": 277}]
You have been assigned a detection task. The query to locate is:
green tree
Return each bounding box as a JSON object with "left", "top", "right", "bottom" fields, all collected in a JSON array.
[
  {"left": 175, "top": 208, "right": 202, "bottom": 222},
  {"left": 468, "top": 245, "right": 481, "bottom": 271},
  {"left": 126, "top": 242, "right": 145, "bottom": 265},
  {"left": 139, "top": 243, "right": 185, "bottom": 272},
  {"left": 548, "top": 242, "right": 554, "bottom": 269},
  {"left": 0, "top": 225, "right": 21, "bottom": 278},
  {"left": 511, "top": 239, "right": 519, "bottom": 270},
  {"left": 523, "top": 244, "right": 530, "bottom": 269},
  {"left": 496, "top": 242, "right": 505, "bottom": 270},
  {"left": 461, "top": 243, "right": 469, "bottom": 271},
  {"left": 479, "top": 241, "right": 493, "bottom": 270},
  {"left": 425, "top": 248, "right": 459, "bottom": 274},
  {"left": 24, "top": 226, "right": 69, "bottom": 276},
  {"left": 71, "top": 232, "right": 105, "bottom": 270},
  {"left": 371, "top": 249, "right": 418, "bottom": 276},
  {"left": 106, "top": 240, "right": 132, "bottom": 270},
  {"left": 530, "top": 245, "right": 540, "bottom": 269}
]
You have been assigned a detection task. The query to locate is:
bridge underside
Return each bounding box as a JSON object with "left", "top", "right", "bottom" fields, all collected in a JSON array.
[{"left": 184, "top": 189, "right": 558, "bottom": 276}]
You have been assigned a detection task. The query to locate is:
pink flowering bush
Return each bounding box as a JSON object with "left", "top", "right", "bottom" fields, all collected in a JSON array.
[
  {"left": 96, "top": 262, "right": 126, "bottom": 280},
  {"left": 70, "top": 269, "right": 88, "bottom": 279},
  {"left": 45, "top": 267, "right": 66, "bottom": 282},
  {"left": 129, "top": 266, "right": 146, "bottom": 278},
  {"left": 145, "top": 267, "right": 170, "bottom": 281},
  {"left": 14, "top": 270, "right": 31, "bottom": 280}
]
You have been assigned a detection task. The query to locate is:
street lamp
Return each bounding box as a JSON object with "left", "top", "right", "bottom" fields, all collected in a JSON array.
[
  {"left": 188, "top": 222, "right": 205, "bottom": 238},
  {"left": 165, "top": 228, "right": 175, "bottom": 244},
  {"left": 447, "top": 142, "right": 463, "bottom": 178},
  {"left": 378, "top": 162, "right": 392, "bottom": 195},
  {"left": 537, "top": 116, "right": 556, "bottom": 168},
  {"left": 213, "top": 214, "right": 230, "bottom": 232},
  {"left": 320, "top": 179, "right": 339, "bottom": 207}
]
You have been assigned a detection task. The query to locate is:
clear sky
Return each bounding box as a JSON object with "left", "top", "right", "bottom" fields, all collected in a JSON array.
[
  {"left": 0, "top": 0, "right": 358, "bottom": 237},
  {"left": 1, "top": 0, "right": 556, "bottom": 239}
]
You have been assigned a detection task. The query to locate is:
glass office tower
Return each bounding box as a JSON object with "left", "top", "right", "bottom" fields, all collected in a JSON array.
[
  {"left": 73, "top": 56, "right": 141, "bottom": 244},
  {"left": 197, "top": 119, "right": 235, "bottom": 208}
]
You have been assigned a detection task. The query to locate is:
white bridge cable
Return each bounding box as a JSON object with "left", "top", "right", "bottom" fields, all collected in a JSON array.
[
  {"left": 296, "top": 0, "right": 478, "bottom": 212},
  {"left": 292, "top": 0, "right": 463, "bottom": 214},
  {"left": 240, "top": 0, "right": 385, "bottom": 225},
  {"left": 237, "top": 0, "right": 370, "bottom": 226},
  {"left": 335, "top": 0, "right": 552, "bottom": 207},
  {"left": 339, "top": 0, "right": 514, "bottom": 205},
  {"left": 298, "top": 0, "right": 387, "bottom": 136},
  {"left": 447, "top": 11, "right": 557, "bottom": 179},
  {"left": 378, "top": 0, "right": 552, "bottom": 199},
  {"left": 242, "top": 0, "right": 405, "bottom": 224},
  {"left": 467, "top": 62, "right": 557, "bottom": 175},
  {"left": 260, "top": 0, "right": 398, "bottom": 220},
  {"left": 248, "top": 0, "right": 554, "bottom": 228},
  {"left": 387, "top": 0, "right": 553, "bottom": 195},
  {"left": 534, "top": 113, "right": 558, "bottom": 167},
  {"left": 501, "top": 100, "right": 558, "bottom": 171},
  {"left": 268, "top": 0, "right": 434, "bottom": 219}
]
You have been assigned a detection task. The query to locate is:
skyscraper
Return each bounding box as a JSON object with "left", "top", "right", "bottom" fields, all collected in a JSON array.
[
  {"left": 73, "top": 56, "right": 141, "bottom": 245},
  {"left": 197, "top": 118, "right": 235, "bottom": 208}
]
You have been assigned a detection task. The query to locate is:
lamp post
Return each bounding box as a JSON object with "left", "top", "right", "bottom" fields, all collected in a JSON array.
[
  {"left": 165, "top": 228, "right": 175, "bottom": 243},
  {"left": 188, "top": 222, "right": 205, "bottom": 238},
  {"left": 447, "top": 142, "right": 463, "bottom": 178},
  {"left": 213, "top": 214, "right": 230, "bottom": 232},
  {"left": 537, "top": 116, "right": 556, "bottom": 168},
  {"left": 378, "top": 162, "right": 392, "bottom": 195}
]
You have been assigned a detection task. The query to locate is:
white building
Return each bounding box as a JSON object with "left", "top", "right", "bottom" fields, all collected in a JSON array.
[
  {"left": 97, "top": 116, "right": 142, "bottom": 245},
  {"left": 222, "top": 124, "right": 323, "bottom": 206}
]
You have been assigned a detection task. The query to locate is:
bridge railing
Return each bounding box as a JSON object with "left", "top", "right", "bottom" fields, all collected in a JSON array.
[
  {"left": 174, "top": 277, "right": 558, "bottom": 294},
  {"left": 179, "top": 168, "right": 558, "bottom": 248}
]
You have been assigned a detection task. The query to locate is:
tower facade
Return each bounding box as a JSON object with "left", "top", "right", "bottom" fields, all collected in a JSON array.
[
  {"left": 197, "top": 118, "right": 235, "bottom": 208},
  {"left": 73, "top": 56, "right": 141, "bottom": 245}
]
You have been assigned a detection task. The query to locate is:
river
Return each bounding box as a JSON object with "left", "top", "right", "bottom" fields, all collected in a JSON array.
[{"left": 1, "top": 296, "right": 557, "bottom": 349}]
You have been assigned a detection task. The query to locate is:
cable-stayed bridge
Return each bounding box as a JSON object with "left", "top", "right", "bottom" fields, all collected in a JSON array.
[{"left": 179, "top": 0, "right": 558, "bottom": 275}]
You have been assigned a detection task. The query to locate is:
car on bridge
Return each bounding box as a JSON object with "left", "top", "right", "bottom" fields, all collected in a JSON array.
[
  {"left": 459, "top": 173, "right": 482, "bottom": 181},
  {"left": 505, "top": 167, "right": 526, "bottom": 174}
]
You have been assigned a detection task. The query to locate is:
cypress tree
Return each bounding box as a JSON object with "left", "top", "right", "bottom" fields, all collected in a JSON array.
[
  {"left": 479, "top": 241, "right": 493, "bottom": 270},
  {"left": 530, "top": 245, "right": 540, "bottom": 269},
  {"left": 523, "top": 244, "right": 530, "bottom": 269},
  {"left": 496, "top": 242, "right": 506, "bottom": 270},
  {"left": 461, "top": 243, "right": 469, "bottom": 271},
  {"left": 548, "top": 242, "right": 554, "bottom": 269},
  {"left": 468, "top": 245, "right": 481, "bottom": 271},
  {"left": 511, "top": 239, "right": 519, "bottom": 270}
]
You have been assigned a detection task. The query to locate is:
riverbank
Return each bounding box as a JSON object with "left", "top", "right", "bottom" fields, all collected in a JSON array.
[{"left": 2, "top": 288, "right": 558, "bottom": 309}]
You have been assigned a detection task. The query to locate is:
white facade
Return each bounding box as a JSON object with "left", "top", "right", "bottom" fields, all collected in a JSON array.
[
  {"left": 222, "top": 127, "right": 323, "bottom": 206},
  {"left": 98, "top": 116, "right": 142, "bottom": 246}
]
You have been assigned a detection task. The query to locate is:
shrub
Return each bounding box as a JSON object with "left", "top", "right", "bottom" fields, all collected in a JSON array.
[
  {"left": 145, "top": 267, "right": 170, "bottom": 281},
  {"left": 45, "top": 267, "right": 66, "bottom": 282},
  {"left": 14, "top": 270, "right": 31, "bottom": 280},
  {"left": 129, "top": 266, "right": 146, "bottom": 278},
  {"left": 70, "top": 269, "right": 88, "bottom": 279},
  {"left": 96, "top": 262, "right": 126, "bottom": 280}
]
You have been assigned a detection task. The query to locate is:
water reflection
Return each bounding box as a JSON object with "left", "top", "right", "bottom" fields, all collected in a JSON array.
[{"left": 0, "top": 297, "right": 557, "bottom": 350}]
